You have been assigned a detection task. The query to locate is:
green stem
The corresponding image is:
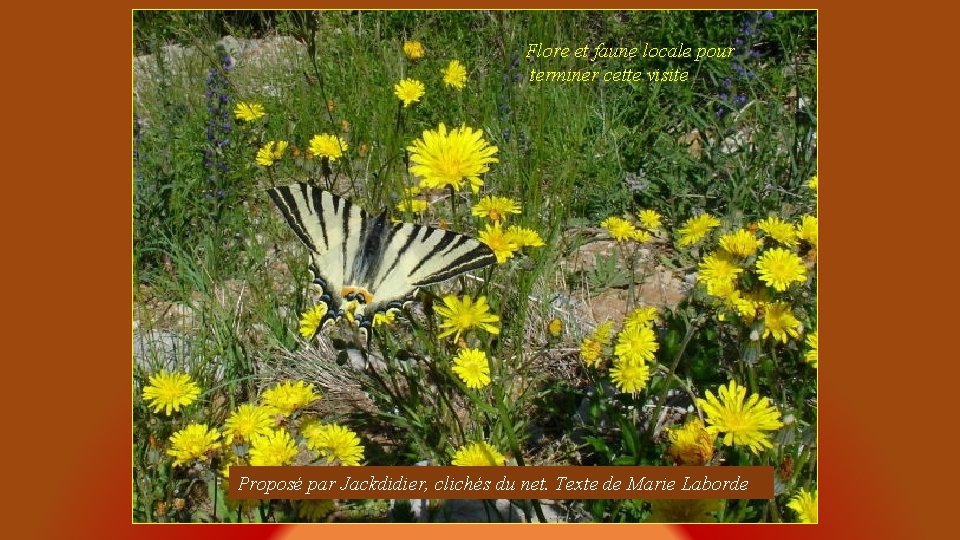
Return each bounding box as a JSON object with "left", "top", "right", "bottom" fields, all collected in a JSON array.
[
  {"left": 646, "top": 317, "right": 700, "bottom": 439},
  {"left": 493, "top": 384, "right": 546, "bottom": 523}
]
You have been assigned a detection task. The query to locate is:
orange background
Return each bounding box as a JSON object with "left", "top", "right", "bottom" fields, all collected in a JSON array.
[{"left": 7, "top": 1, "right": 948, "bottom": 539}]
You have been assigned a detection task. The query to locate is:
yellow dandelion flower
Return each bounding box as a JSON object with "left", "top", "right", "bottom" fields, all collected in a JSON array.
[
  {"left": 624, "top": 307, "right": 658, "bottom": 331},
  {"left": 341, "top": 119, "right": 350, "bottom": 133},
  {"left": 677, "top": 214, "right": 721, "bottom": 247},
  {"left": 580, "top": 338, "right": 603, "bottom": 368},
  {"left": 796, "top": 215, "right": 818, "bottom": 247},
  {"left": 308, "top": 133, "right": 349, "bottom": 162},
  {"left": 234, "top": 101, "right": 265, "bottom": 122},
  {"left": 807, "top": 175, "right": 818, "bottom": 193},
  {"left": 632, "top": 228, "right": 652, "bottom": 243},
  {"left": 260, "top": 380, "right": 320, "bottom": 417},
  {"left": 299, "top": 304, "right": 329, "bottom": 339},
  {"left": 142, "top": 370, "right": 201, "bottom": 415},
  {"left": 697, "top": 380, "right": 783, "bottom": 454},
  {"left": 452, "top": 348, "right": 492, "bottom": 389},
  {"left": 593, "top": 321, "right": 615, "bottom": 345},
  {"left": 478, "top": 221, "right": 520, "bottom": 263},
  {"left": 637, "top": 209, "right": 662, "bottom": 230},
  {"left": 249, "top": 428, "right": 298, "bottom": 466},
  {"left": 505, "top": 225, "right": 545, "bottom": 249},
  {"left": 719, "top": 229, "right": 760, "bottom": 258},
  {"left": 403, "top": 40, "right": 426, "bottom": 60},
  {"left": 698, "top": 253, "right": 744, "bottom": 297},
  {"left": 435, "top": 295, "right": 501, "bottom": 342},
  {"left": 471, "top": 195, "right": 521, "bottom": 223},
  {"left": 452, "top": 441, "right": 505, "bottom": 466},
  {"left": 547, "top": 318, "right": 563, "bottom": 337},
  {"left": 647, "top": 499, "right": 723, "bottom": 523},
  {"left": 667, "top": 417, "right": 717, "bottom": 465},
  {"left": 614, "top": 323, "right": 659, "bottom": 364},
  {"left": 757, "top": 216, "right": 798, "bottom": 247},
  {"left": 601, "top": 216, "right": 638, "bottom": 242},
  {"left": 442, "top": 59, "right": 467, "bottom": 90},
  {"left": 407, "top": 123, "right": 498, "bottom": 193},
  {"left": 223, "top": 404, "right": 275, "bottom": 444},
  {"left": 326, "top": 99, "right": 336, "bottom": 112},
  {"left": 255, "top": 140, "right": 288, "bottom": 167},
  {"left": 393, "top": 78, "right": 425, "bottom": 107},
  {"left": 298, "top": 499, "right": 336, "bottom": 522},
  {"left": 167, "top": 424, "right": 220, "bottom": 466},
  {"left": 761, "top": 302, "right": 802, "bottom": 343},
  {"left": 756, "top": 248, "right": 808, "bottom": 291},
  {"left": 396, "top": 198, "right": 429, "bottom": 213},
  {"left": 304, "top": 423, "right": 365, "bottom": 466},
  {"left": 788, "top": 487, "right": 818, "bottom": 523},
  {"left": 805, "top": 330, "right": 818, "bottom": 369},
  {"left": 609, "top": 356, "right": 651, "bottom": 394}
]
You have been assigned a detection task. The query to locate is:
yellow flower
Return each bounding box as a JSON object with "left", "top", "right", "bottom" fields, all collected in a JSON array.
[
  {"left": 260, "top": 380, "right": 320, "bottom": 417},
  {"left": 632, "top": 228, "right": 652, "bottom": 243},
  {"left": 471, "top": 195, "right": 521, "bottom": 223},
  {"left": 403, "top": 40, "right": 426, "bottom": 60},
  {"left": 698, "top": 253, "right": 744, "bottom": 297},
  {"left": 442, "top": 59, "right": 467, "bottom": 89},
  {"left": 435, "top": 295, "right": 501, "bottom": 342},
  {"left": 614, "top": 323, "right": 659, "bottom": 364},
  {"left": 580, "top": 338, "right": 603, "bottom": 368},
  {"left": 677, "top": 214, "right": 721, "bottom": 246},
  {"left": 601, "top": 216, "right": 638, "bottom": 242},
  {"left": 249, "top": 428, "right": 298, "bottom": 466},
  {"left": 719, "top": 229, "right": 760, "bottom": 258},
  {"left": 647, "top": 499, "right": 723, "bottom": 523},
  {"left": 326, "top": 99, "right": 336, "bottom": 112},
  {"left": 299, "top": 304, "right": 328, "bottom": 339},
  {"left": 757, "top": 216, "right": 798, "bottom": 247},
  {"left": 304, "top": 423, "right": 365, "bottom": 466},
  {"left": 394, "top": 78, "right": 425, "bottom": 107},
  {"left": 142, "top": 370, "right": 201, "bottom": 415},
  {"left": 308, "top": 133, "right": 349, "bottom": 162},
  {"left": 667, "top": 418, "right": 717, "bottom": 465},
  {"left": 505, "top": 225, "right": 545, "bottom": 249},
  {"left": 547, "top": 318, "right": 564, "bottom": 337},
  {"left": 234, "top": 101, "right": 265, "bottom": 121},
  {"left": 637, "top": 209, "right": 662, "bottom": 230},
  {"left": 593, "top": 321, "right": 615, "bottom": 345},
  {"left": 396, "top": 198, "right": 429, "bottom": 213},
  {"left": 167, "top": 424, "right": 220, "bottom": 466},
  {"left": 478, "top": 222, "right": 520, "bottom": 263},
  {"left": 805, "top": 330, "right": 818, "bottom": 368},
  {"left": 223, "top": 404, "right": 275, "bottom": 444},
  {"left": 762, "top": 302, "right": 802, "bottom": 343},
  {"left": 452, "top": 441, "right": 505, "bottom": 466},
  {"left": 624, "top": 307, "right": 658, "bottom": 331},
  {"left": 297, "top": 500, "right": 336, "bottom": 522},
  {"left": 796, "top": 215, "right": 818, "bottom": 247},
  {"left": 341, "top": 119, "right": 350, "bottom": 133},
  {"left": 609, "top": 356, "right": 651, "bottom": 394},
  {"left": 407, "top": 123, "right": 498, "bottom": 193},
  {"left": 255, "top": 140, "right": 288, "bottom": 167},
  {"left": 807, "top": 175, "right": 818, "bottom": 193},
  {"left": 697, "top": 380, "right": 783, "bottom": 454},
  {"left": 756, "top": 248, "right": 807, "bottom": 291},
  {"left": 452, "top": 348, "right": 491, "bottom": 389},
  {"left": 788, "top": 487, "right": 818, "bottom": 523}
]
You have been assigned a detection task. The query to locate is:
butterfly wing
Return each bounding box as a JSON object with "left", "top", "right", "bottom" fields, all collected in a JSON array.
[
  {"left": 267, "top": 184, "right": 367, "bottom": 314},
  {"left": 267, "top": 183, "right": 497, "bottom": 327},
  {"left": 361, "top": 222, "right": 497, "bottom": 314}
]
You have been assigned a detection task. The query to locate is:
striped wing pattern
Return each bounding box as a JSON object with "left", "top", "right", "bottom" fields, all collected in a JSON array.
[{"left": 267, "top": 183, "right": 496, "bottom": 323}]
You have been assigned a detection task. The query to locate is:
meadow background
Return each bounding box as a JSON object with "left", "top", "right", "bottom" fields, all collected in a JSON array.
[{"left": 133, "top": 9, "right": 817, "bottom": 523}]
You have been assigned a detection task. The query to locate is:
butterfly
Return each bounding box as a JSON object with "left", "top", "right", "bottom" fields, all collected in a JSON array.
[{"left": 267, "top": 183, "right": 497, "bottom": 337}]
